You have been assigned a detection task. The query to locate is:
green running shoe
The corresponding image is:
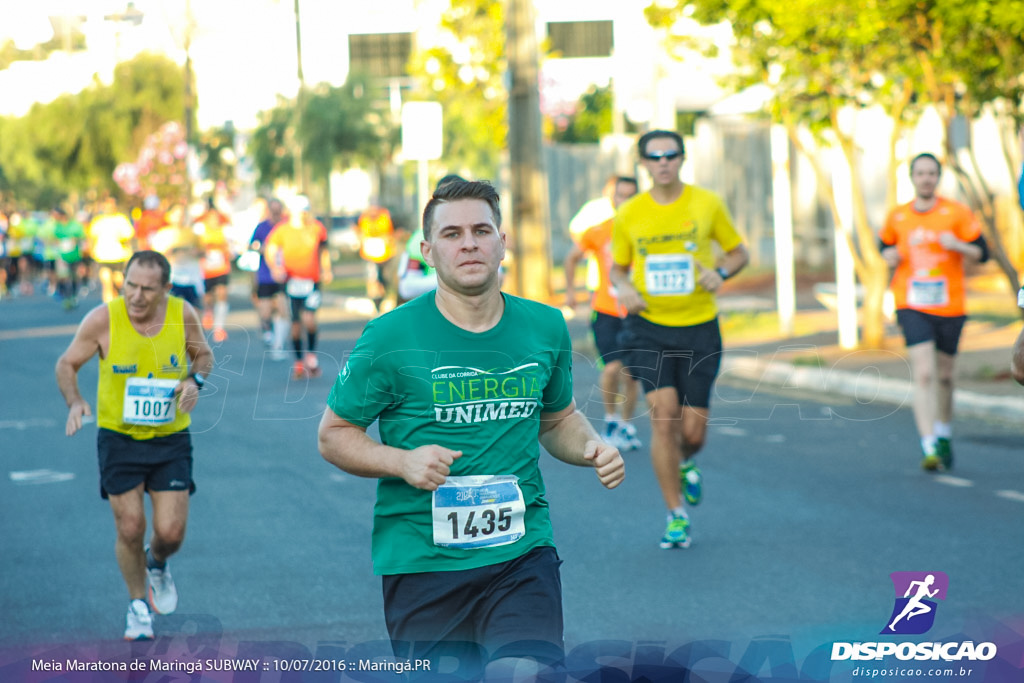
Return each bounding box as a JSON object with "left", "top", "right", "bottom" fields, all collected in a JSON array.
[
  {"left": 921, "top": 444, "right": 941, "bottom": 472},
  {"left": 936, "top": 437, "right": 953, "bottom": 471},
  {"left": 659, "top": 513, "right": 691, "bottom": 549},
  {"left": 680, "top": 462, "right": 703, "bottom": 506}
]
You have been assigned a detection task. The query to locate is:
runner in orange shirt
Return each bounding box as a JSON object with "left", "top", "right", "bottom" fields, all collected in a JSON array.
[
  {"left": 879, "top": 153, "right": 988, "bottom": 471},
  {"left": 564, "top": 176, "right": 642, "bottom": 451},
  {"left": 265, "top": 196, "right": 331, "bottom": 379},
  {"left": 195, "top": 198, "right": 234, "bottom": 343},
  {"left": 133, "top": 195, "right": 167, "bottom": 251}
]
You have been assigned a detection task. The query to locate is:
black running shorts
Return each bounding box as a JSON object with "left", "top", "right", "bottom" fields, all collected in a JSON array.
[
  {"left": 203, "top": 274, "right": 230, "bottom": 291},
  {"left": 617, "top": 315, "right": 723, "bottom": 408},
  {"left": 288, "top": 284, "right": 322, "bottom": 320},
  {"left": 896, "top": 309, "right": 966, "bottom": 356},
  {"left": 256, "top": 282, "right": 283, "bottom": 299},
  {"left": 170, "top": 285, "right": 200, "bottom": 308},
  {"left": 590, "top": 311, "right": 626, "bottom": 365},
  {"left": 96, "top": 428, "right": 194, "bottom": 499},
  {"left": 382, "top": 546, "right": 565, "bottom": 680}
]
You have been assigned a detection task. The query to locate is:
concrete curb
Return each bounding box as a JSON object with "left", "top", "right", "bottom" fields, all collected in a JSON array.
[
  {"left": 316, "top": 296, "right": 1024, "bottom": 422},
  {"left": 721, "top": 355, "right": 1024, "bottom": 421}
]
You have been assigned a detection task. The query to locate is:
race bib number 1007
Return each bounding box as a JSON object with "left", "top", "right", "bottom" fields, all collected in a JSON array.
[
  {"left": 123, "top": 378, "right": 178, "bottom": 425},
  {"left": 432, "top": 475, "right": 526, "bottom": 549}
]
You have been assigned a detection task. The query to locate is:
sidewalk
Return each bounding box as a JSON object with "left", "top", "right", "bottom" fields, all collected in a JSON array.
[
  {"left": 719, "top": 316, "right": 1024, "bottom": 422},
  {"left": 713, "top": 282, "right": 1024, "bottom": 422},
  {"left": 202, "top": 265, "right": 1024, "bottom": 423},
  {"left": 559, "top": 271, "right": 1024, "bottom": 422}
]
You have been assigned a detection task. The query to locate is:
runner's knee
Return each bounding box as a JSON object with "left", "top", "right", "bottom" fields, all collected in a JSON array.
[
  {"left": 114, "top": 513, "right": 146, "bottom": 544},
  {"left": 151, "top": 519, "right": 186, "bottom": 550}
]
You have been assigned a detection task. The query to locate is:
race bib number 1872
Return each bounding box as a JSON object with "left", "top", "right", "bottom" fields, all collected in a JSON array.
[
  {"left": 432, "top": 475, "right": 526, "bottom": 549},
  {"left": 644, "top": 254, "right": 695, "bottom": 296}
]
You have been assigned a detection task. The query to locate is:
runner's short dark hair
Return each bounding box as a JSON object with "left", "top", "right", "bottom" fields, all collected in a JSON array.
[
  {"left": 125, "top": 250, "right": 172, "bottom": 286},
  {"left": 422, "top": 180, "right": 501, "bottom": 240},
  {"left": 435, "top": 174, "right": 466, "bottom": 190},
  {"left": 910, "top": 152, "right": 942, "bottom": 175},
  {"left": 637, "top": 130, "right": 685, "bottom": 158}
]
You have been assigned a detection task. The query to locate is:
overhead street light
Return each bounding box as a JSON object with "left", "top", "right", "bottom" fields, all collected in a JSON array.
[{"left": 103, "top": 2, "right": 144, "bottom": 27}]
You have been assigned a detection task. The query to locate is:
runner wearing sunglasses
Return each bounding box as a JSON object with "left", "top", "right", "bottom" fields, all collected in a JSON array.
[{"left": 610, "top": 129, "right": 749, "bottom": 549}]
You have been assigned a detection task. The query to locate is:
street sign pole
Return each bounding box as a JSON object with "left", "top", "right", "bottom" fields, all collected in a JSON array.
[{"left": 401, "top": 101, "right": 443, "bottom": 215}]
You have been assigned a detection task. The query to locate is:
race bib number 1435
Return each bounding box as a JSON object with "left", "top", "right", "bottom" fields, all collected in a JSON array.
[{"left": 432, "top": 475, "right": 526, "bottom": 549}]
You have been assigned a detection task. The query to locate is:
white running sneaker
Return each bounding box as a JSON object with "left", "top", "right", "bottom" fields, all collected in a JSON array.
[
  {"left": 147, "top": 564, "right": 178, "bottom": 615},
  {"left": 603, "top": 420, "right": 628, "bottom": 450},
  {"left": 303, "top": 352, "right": 322, "bottom": 377},
  {"left": 618, "top": 422, "right": 643, "bottom": 452},
  {"left": 124, "top": 599, "right": 154, "bottom": 640}
]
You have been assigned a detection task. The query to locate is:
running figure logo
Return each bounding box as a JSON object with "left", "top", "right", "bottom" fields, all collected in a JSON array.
[{"left": 881, "top": 571, "right": 948, "bottom": 635}]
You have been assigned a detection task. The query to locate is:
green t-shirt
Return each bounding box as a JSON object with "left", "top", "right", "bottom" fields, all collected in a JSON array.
[
  {"left": 43, "top": 219, "right": 87, "bottom": 262},
  {"left": 326, "top": 292, "right": 575, "bottom": 575}
]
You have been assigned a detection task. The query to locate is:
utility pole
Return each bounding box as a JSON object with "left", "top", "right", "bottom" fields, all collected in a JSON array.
[
  {"left": 293, "top": 0, "right": 308, "bottom": 196},
  {"left": 770, "top": 125, "right": 796, "bottom": 336},
  {"left": 505, "top": 0, "right": 551, "bottom": 301},
  {"left": 183, "top": 0, "right": 195, "bottom": 215}
]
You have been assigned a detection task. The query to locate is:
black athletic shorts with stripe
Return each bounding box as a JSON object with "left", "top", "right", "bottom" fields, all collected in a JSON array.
[
  {"left": 617, "top": 315, "right": 723, "bottom": 408},
  {"left": 96, "top": 428, "right": 194, "bottom": 499},
  {"left": 382, "top": 546, "right": 565, "bottom": 680}
]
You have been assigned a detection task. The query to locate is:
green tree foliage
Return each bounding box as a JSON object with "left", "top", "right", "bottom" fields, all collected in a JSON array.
[
  {"left": 648, "top": 0, "right": 1024, "bottom": 344},
  {"left": 893, "top": 0, "right": 1024, "bottom": 293},
  {"left": 549, "top": 84, "right": 613, "bottom": 144},
  {"left": 300, "top": 75, "right": 385, "bottom": 179},
  {"left": 112, "top": 54, "right": 188, "bottom": 151},
  {"left": 248, "top": 96, "right": 296, "bottom": 187},
  {"left": 406, "top": 0, "right": 507, "bottom": 178},
  {"left": 0, "top": 52, "right": 185, "bottom": 207},
  {"left": 249, "top": 74, "right": 390, "bottom": 198},
  {"left": 198, "top": 124, "right": 238, "bottom": 192},
  {"left": 0, "top": 30, "right": 88, "bottom": 71}
]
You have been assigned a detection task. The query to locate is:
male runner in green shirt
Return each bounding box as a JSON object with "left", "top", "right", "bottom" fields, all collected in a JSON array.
[{"left": 319, "top": 179, "right": 625, "bottom": 680}]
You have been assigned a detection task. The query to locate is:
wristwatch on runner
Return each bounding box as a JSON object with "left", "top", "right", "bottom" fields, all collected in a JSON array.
[
  {"left": 716, "top": 267, "right": 731, "bottom": 281},
  {"left": 189, "top": 373, "right": 206, "bottom": 390}
]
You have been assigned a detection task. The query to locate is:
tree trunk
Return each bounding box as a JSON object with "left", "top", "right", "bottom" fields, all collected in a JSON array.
[{"left": 860, "top": 261, "right": 891, "bottom": 349}]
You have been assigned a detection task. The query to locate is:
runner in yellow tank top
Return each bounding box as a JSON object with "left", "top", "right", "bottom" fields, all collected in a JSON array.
[
  {"left": 97, "top": 295, "right": 192, "bottom": 437},
  {"left": 56, "top": 251, "right": 213, "bottom": 640}
]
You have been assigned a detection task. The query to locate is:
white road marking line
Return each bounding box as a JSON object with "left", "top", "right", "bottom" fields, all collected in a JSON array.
[
  {"left": 0, "top": 418, "right": 58, "bottom": 430},
  {"left": 9, "top": 469, "right": 76, "bottom": 485},
  {"left": 715, "top": 426, "right": 748, "bottom": 437},
  {"left": 995, "top": 490, "right": 1024, "bottom": 503},
  {"left": 934, "top": 475, "right": 973, "bottom": 488}
]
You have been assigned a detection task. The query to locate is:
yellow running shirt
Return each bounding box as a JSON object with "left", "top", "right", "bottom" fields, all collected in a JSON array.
[
  {"left": 98, "top": 296, "right": 190, "bottom": 439},
  {"left": 612, "top": 186, "right": 743, "bottom": 327}
]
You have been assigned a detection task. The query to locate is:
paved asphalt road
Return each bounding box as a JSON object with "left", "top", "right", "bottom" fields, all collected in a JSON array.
[{"left": 2, "top": 287, "right": 1023, "bottom": 681}]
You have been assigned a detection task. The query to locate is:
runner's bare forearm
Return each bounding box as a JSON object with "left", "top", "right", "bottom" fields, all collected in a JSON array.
[{"left": 539, "top": 407, "right": 601, "bottom": 467}]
